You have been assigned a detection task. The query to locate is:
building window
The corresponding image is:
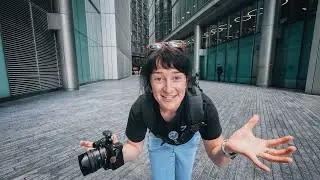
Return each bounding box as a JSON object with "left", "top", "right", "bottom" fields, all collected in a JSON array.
[
  {"left": 241, "top": 3, "right": 257, "bottom": 37},
  {"left": 309, "top": 0, "right": 318, "bottom": 16},
  {"left": 208, "top": 24, "right": 218, "bottom": 47},
  {"left": 280, "top": 0, "right": 314, "bottom": 24},
  {"left": 218, "top": 17, "right": 228, "bottom": 44},
  {"left": 229, "top": 10, "right": 241, "bottom": 40},
  {"left": 201, "top": 28, "right": 208, "bottom": 49}
]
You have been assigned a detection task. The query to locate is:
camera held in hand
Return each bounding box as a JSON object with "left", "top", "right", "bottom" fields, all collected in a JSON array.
[{"left": 78, "top": 130, "right": 124, "bottom": 176}]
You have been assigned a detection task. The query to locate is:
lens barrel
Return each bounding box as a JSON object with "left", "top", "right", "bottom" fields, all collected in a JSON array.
[{"left": 78, "top": 148, "right": 108, "bottom": 176}]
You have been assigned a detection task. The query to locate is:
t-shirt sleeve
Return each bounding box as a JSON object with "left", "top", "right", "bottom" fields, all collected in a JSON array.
[
  {"left": 125, "top": 96, "right": 148, "bottom": 142},
  {"left": 199, "top": 93, "right": 222, "bottom": 140}
]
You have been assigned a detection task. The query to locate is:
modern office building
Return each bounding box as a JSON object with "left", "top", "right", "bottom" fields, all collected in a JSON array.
[
  {"left": 148, "top": 0, "right": 320, "bottom": 95},
  {"left": 131, "top": 0, "right": 149, "bottom": 69},
  {"left": 0, "top": 0, "right": 132, "bottom": 100}
]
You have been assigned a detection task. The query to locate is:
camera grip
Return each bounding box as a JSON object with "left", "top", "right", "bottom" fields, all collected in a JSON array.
[{"left": 107, "top": 142, "right": 124, "bottom": 170}]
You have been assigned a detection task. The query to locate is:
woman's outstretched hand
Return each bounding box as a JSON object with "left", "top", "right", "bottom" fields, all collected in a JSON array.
[{"left": 226, "top": 115, "right": 296, "bottom": 172}]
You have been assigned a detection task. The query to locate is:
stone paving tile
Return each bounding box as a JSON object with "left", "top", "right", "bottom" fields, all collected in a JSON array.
[{"left": 0, "top": 76, "right": 320, "bottom": 180}]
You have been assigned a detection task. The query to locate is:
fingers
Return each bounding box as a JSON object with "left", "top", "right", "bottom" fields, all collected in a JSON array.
[
  {"left": 260, "top": 153, "right": 293, "bottom": 163},
  {"left": 265, "top": 146, "right": 296, "bottom": 156},
  {"left": 247, "top": 154, "right": 271, "bottom": 172},
  {"left": 266, "top": 136, "right": 294, "bottom": 147},
  {"left": 243, "top": 115, "right": 260, "bottom": 129},
  {"left": 80, "top": 141, "right": 93, "bottom": 148},
  {"left": 111, "top": 134, "right": 119, "bottom": 143}
]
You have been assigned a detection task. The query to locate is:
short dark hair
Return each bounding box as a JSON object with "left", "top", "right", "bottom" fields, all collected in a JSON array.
[{"left": 140, "top": 46, "right": 192, "bottom": 93}]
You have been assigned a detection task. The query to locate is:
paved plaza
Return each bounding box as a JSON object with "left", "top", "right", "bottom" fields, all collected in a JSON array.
[{"left": 0, "top": 76, "right": 320, "bottom": 180}]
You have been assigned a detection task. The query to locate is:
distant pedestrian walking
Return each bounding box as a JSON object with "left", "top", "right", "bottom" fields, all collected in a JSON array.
[{"left": 217, "top": 64, "right": 223, "bottom": 82}]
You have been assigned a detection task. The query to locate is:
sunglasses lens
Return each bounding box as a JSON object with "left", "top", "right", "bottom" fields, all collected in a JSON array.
[
  {"left": 147, "top": 41, "right": 185, "bottom": 53},
  {"left": 168, "top": 41, "right": 183, "bottom": 47},
  {"left": 148, "top": 43, "right": 163, "bottom": 50}
]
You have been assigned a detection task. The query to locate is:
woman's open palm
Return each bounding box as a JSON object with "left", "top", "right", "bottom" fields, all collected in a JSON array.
[{"left": 227, "top": 115, "right": 296, "bottom": 172}]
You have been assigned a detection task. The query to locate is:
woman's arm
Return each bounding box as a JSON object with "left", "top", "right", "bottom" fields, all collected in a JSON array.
[
  {"left": 203, "top": 115, "right": 296, "bottom": 171},
  {"left": 122, "top": 140, "right": 144, "bottom": 162},
  {"left": 203, "top": 135, "right": 232, "bottom": 167}
]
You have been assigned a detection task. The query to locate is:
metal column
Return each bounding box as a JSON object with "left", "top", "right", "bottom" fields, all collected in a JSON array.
[
  {"left": 194, "top": 25, "right": 201, "bottom": 75},
  {"left": 305, "top": 1, "right": 320, "bottom": 95},
  {"left": 256, "top": 0, "right": 281, "bottom": 87},
  {"left": 53, "top": 0, "right": 79, "bottom": 91}
]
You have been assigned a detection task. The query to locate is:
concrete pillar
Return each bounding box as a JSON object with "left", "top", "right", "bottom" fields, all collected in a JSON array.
[
  {"left": 53, "top": 0, "right": 79, "bottom": 91},
  {"left": 305, "top": 1, "right": 320, "bottom": 95},
  {"left": 194, "top": 25, "right": 201, "bottom": 75},
  {"left": 256, "top": 0, "right": 281, "bottom": 87}
]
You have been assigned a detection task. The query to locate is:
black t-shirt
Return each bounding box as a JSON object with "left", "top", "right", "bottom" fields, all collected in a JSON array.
[{"left": 125, "top": 92, "right": 222, "bottom": 144}]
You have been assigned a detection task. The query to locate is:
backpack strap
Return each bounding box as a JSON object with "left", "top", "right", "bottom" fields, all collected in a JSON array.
[
  {"left": 177, "top": 87, "right": 206, "bottom": 144},
  {"left": 187, "top": 86, "right": 205, "bottom": 132}
]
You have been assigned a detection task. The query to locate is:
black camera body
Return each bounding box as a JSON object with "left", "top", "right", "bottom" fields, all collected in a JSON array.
[{"left": 78, "top": 130, "right": 124, "bottom": 176}]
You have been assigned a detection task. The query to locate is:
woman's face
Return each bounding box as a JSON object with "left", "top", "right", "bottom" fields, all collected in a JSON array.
[{"left": 150, "top": 61, "right": 187, "bottom": 112}]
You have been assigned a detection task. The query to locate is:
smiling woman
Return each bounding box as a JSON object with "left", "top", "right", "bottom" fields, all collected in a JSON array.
[
  {"left": 150, "top": 63, "right": 187, "bottom": 117},
  {"left": 80, "top": 43, "right": 297, "bottom": 180}
]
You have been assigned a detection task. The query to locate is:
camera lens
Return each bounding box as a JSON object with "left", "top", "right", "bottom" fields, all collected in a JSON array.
[{"left": 78, "top": 148, "right": 108, "bottom": 176}]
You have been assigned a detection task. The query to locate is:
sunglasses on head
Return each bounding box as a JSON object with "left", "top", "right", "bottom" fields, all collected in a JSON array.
[{"left": 146, "top": 40, "right": 186, "bottom": 52}]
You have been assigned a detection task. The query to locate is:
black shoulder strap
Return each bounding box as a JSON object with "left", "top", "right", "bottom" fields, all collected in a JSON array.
[{"left": 187, "top": 87, "right": 204, "bottom": 128}]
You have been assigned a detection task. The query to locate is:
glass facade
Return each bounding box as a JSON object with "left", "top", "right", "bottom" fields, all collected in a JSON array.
[
  {"left": 85, "top": 0, "right": 104, "bottom": 82},
  {"left": 200, "top": 1, "right": 263, "bottom": 84},
  {"left": 153, "top": 0, "right": 210, "bottom": 41},
  {"left": 72, "top": 0, "right": 104, "bottom": 84},
  {"left": 131, "top": 0, "right": 149, "bottom": 69},
  {"left": 273, "top": 0, "right": 318, "bottom": 90},
  {"left": 185, "top": 34, "right": 195, "bottom": 69}
]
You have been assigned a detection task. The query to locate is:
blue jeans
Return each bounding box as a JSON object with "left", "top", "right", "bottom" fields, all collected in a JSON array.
[{"left": 147, "top": 131, "right": 201, "bottom": 180}]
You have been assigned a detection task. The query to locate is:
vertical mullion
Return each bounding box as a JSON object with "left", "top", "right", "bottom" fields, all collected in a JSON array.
[
  {"left": 250, "top": 1, "right": 259, "bottom": 85},
  {"left": 53, "top": 30, "right": 61, "bottom": 87},
  {"left": 240, "top": 8, "right": 243, "bottom": 37},
  {"left": 236, "top": 9, "right": 244, "bottom": 81},
  {"left": 256, "top": 0, "right": 261, "bottom": 33},
  {"left": 215, "top": 21, "right": 219, "bottom": 81},
  {"left": 29, "top": 0, "right": 41, "bottom": 90},
  {"left": 225, "top": 16, "right": 230, "bottom": 81}
]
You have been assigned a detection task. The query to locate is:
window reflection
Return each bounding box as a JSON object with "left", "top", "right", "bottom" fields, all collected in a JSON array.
[
  {"left": 309, "top": 0, "right": 318, "bottom": 16},
  {"left": 241, "top": 4, "right": 257, "bottom": 37},
  {"left": 229, "top": 11, "right": 241, "bottom": 40},
  {"left": 201, "top": 29, "right": 208, "bottom": 49},
  {"left": 185, "top": 35, "right": 195, "bottom": 52},
  {"left": 186, "top": 0, "right": 192, "bottom": 19},
  {"left": 208, "top": 24, "right": 218, "bottom": 47},
  {"left": 180, "top": 0, "right": 186, "bottom": 24},
  {"left": 218, "top": 18, "right": 228, "bottom": 43},
  {"left": 203, "top": 1, "right": 265, "bottom": 44},
  {"left": 280, "top": 0, "right": 315, "bottom": 24}
]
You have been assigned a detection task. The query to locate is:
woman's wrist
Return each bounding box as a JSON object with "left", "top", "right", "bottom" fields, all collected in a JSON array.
[
  {"left": 221, "top": 139, "right": 237, "bottom": 159},
  {"left": 223, "top": 140, "right": 234, "bottom": 153}
]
